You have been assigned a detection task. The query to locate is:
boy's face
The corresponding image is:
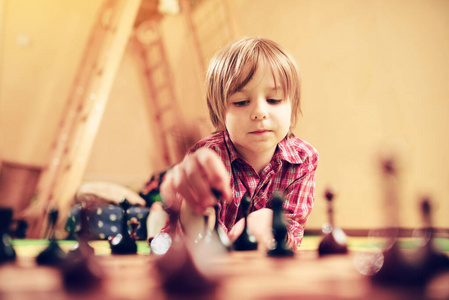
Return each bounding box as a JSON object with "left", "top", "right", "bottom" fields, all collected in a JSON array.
[{"left": 225, "top": 61, "right": 292, "bottom": 163}]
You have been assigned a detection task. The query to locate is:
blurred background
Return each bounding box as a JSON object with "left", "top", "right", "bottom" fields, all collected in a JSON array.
[{"left": 0, "top": 0, "right": 448, "bottom": 237}]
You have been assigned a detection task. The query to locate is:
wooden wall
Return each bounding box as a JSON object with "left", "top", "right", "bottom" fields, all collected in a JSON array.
[{"left": 1, "top": 0, "right": 448, "bottom": 231}]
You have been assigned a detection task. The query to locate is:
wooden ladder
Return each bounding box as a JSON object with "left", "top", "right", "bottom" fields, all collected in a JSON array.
[
  {"left": 181, "top": 0, "right": 238, "bottom": 72},
  {"left": 25, "top": 0, "right": 142, "bottom": 238},
  {"left": 132, "top": 15, "right": 186, "bottom": 167}
]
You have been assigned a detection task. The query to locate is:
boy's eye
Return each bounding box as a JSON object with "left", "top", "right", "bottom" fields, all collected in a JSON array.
[
  {"left": 267, "top": 99, "right": 282, "bottom": 104},
  {"left": 233, "top": 100, "right": 249, "bottom": 107}
]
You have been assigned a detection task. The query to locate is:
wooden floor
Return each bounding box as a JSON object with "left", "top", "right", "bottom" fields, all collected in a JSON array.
[{"left": 1, "top": 238, "right": 449, "bottom": 300}]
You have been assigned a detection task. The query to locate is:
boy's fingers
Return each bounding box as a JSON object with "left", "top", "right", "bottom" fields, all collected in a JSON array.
[
  {"left": 159, "top": 170, "right": 181, "bottom": 211},
  {"left": 161, "top": 164, "right": 200, "bottom": 212},
  {"left": 160, "top": 148, "right": 231, "bottom": 214},
  {"left": 173, "top": 164, "right": 204, "bottom": 209},
  {"left": 194, "top": 148, "right": 232, "bottom": 202},
  {"left": 183, "top": 153, "right": 215, "bottom": 207}
]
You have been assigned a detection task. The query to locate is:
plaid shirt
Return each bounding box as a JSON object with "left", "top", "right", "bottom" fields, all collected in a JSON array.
[{"left": 163, "top": 131, "right": 318, "bottom": 249}]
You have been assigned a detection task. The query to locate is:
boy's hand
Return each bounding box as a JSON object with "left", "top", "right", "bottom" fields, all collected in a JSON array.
[
  {"left": 228, "top": 208, "right": 273, "bottom": 248},
  {"left": 160, "top": 148, "right": 231, "bottom": 214}
]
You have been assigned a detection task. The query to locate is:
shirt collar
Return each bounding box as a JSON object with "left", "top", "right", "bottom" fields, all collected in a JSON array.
[
  {"left": 223, "top": 130, "right": 242, "bottom": 163},
  {"left": 276, "top": 135, "right": 304, "bottom": 165}
]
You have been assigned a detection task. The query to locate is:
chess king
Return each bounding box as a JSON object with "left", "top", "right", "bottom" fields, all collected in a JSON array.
[{"left": 159, "top": 37, "right": 319, "bottom": 251}]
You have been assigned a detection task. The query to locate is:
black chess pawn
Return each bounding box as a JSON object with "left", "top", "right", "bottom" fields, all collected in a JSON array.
[
  {"left": 318, "top": 188, "right": 348, "bottom": 256},
  {"left": 0, "top": 207, "right": 16, "bottom": 264},
  {"left": 68, "top": 202, "right": 95, "bottom": 260},
  {"left": 232, "top": 195, "right": 258, "bottom": 251},
  {"left": 414, "top": 197, "right": 449, "bottom": 282},
  {"left": 267, "top": 193, "right": 294, "bottom": 257},
  {"left": 36, "top": 209, "right": 66, "bottom": 266},
  {"left": 109, "top": 199, "right": 137, "bottom": 255}
]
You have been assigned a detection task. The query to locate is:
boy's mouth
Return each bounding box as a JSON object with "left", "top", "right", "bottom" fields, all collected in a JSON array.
[{"left": 249, "top": 130, "right": 271, "bottom": 135}]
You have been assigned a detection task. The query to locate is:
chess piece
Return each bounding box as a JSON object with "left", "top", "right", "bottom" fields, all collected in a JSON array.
[
  {"left": 213, "top": 203, "right": 232, "bottom": 252},
  {"left": 13, "top": 220, "right": 28, "bottom": 239},
  {"left": 155, "top": 234, "right": 217, "bottom": 296},
  {"left": 62, "top": 240, "right": 103, "bottom": 293},
  {"left": 36, "top": 209, "right": 66, "bottom": 266},
  {"left": 150, "top": 232, "right": 173, "bottom": 255},
  {"left": 0, "top": 207, "right": 16, "bottom": 264},
  {"left": 179, "top": 199, "right": 214, "bottom": 244},
  {"left": 68, "top": 202, "right": 94, "bottom": 260},
  {"left": 192, "top": 207, "right": 230, "bottom": 260},
  {"left": 195, "top": 189, "right": 232, "bottom": 253},
  {"left": 414, "top": 197, "right": 449, "bottom": 282},
  {"left": 370, "top": 156, "right": 421, "bottom": 286},
  {"left": 371, "top": 240, "right": 422, "bottom": 286},
  {"left": 149, "top": 213, "right": 178, "bottom": 255},
  {"left": 232, "top": 195, "right": 258, "bottom": 251},
  {"left": 146, "top": 202, "right": 168, "bottom": 240},
  {"left": 109, "top": 199, "right": 137, "bottom": 254},
  {"left": 129, "top": 217, "right": 140, "bottom": 240},
  {"left": 267, "top": 193, "right": 294, "bottom": 257},
  {"left": 200, "top": 214, "right": 213, "bottom": 244},
  {"left": 318, "top": 188, "right": 348, "bottom": 256}
]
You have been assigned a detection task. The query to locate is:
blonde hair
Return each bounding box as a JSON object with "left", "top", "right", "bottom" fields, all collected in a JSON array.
[{"left": 206, "top": 37, "right": 301, "bottom": 132}]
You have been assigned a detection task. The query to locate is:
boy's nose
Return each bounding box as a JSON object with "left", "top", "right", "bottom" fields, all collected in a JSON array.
[
  {"left": 251, "top": 100, "right": 268, "bottom": 120},
  {"left": 252, "top": 113, "right": 267, "bottom": 120}
]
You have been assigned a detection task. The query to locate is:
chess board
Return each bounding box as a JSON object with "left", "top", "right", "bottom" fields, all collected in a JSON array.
[{"left": 1, "top": 236, "right": 448, "bottom": 300}]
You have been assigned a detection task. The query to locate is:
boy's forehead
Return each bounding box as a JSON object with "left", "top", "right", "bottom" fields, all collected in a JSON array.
[
  {"left": 238, "top": 84, "right": 282, "bottom": 93},
  {"left": 235, "top": 60, "right": 284, "bottom": 92}
]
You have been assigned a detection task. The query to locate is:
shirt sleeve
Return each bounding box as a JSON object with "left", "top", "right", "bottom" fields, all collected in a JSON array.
[{"left": 283, "top": 150, "right": 319, "bottom": 249}]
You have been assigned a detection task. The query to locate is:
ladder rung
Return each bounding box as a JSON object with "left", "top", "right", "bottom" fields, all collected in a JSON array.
[
  {"left": 160, "top": 124, "right": 177, "bottom": 134},
  {"left": 155, "top": 103, "right": 174, "bottom": 115},
  {"left": 148, "top": 39, "right": 162, "bottom": 49},
  {"left": 154, "top": 82, "right": 169, "bottom": 91},
  {"left": 148, "top": 61, "right": 164, "bottom": 71}
]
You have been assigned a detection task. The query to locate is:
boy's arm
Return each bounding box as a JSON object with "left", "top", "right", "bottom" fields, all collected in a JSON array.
[{"left": 283, "top": 156, "right": 318, "bottom": 249}]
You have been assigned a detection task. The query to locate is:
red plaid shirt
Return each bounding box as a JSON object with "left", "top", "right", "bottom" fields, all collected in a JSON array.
[{"left": 163, "top": 131, "right": 318, "bottom": 249}]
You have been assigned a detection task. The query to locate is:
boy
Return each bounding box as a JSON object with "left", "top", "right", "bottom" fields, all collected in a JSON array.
[{"left": 160, "top": 37, "right": 318, "bottom": 249}]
